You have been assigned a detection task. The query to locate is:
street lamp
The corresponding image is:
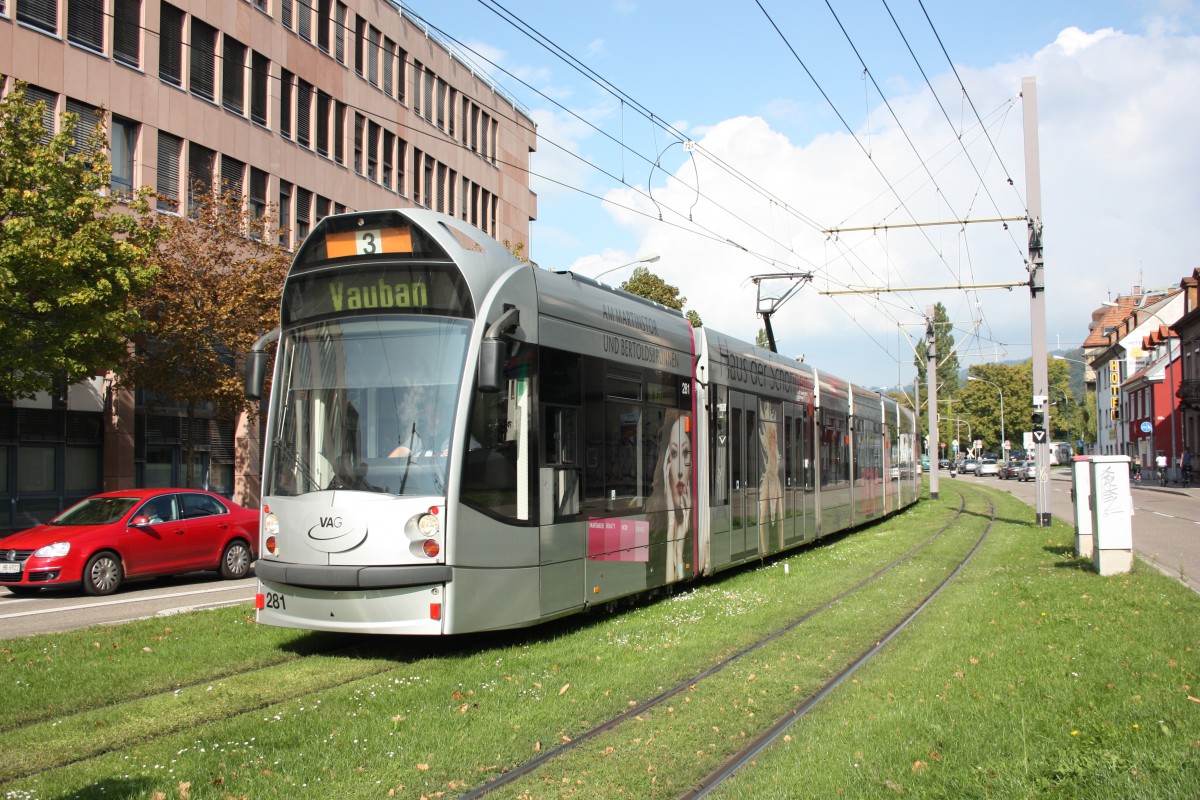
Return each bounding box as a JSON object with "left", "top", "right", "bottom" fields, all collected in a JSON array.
[
  {"left": 1102, "top": 300, "right": 1178, "bottom": 476},
  {"left": 591, "top": 254, "right": 661, "bottom": 282},
  {"left": 968, "top": 376, "right": 1005, "bottom": 458}
]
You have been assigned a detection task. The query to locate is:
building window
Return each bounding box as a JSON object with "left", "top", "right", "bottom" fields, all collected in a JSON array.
[
  {"left": 354, "top": 16, "right": 365, "bottom": 76},
  {"left": 253, "top": 0, "right": 266, "bottom": 10},
  {"left": 220, "top": 154, "right": 244, "bottom": 196},
  {"left": 413, "top": 61, "right": 422, "bottom": 116},
  {"left": 278, "top": 180, "right": 292, "bottom": 247},
  {"left": 315, "top": 91, "right": 330, "bottom": 157},
  {"left": 112, "top": 0, "right": 142, "bottom": 68},
  {"left": 296, "top": 79, "right": 312, "bottom": 148},
  {"left": 397, "top": 138, "right": 407, "bottom": 196},
  {"left": 396, "top": 48, "right": 407, "bottom": 104},
  {"left": 353, "top": 113, "right": 364, "bottom": 174},
  {"left": 67, "top": 0, "right": 104, "bottom": 53},
  {"left": 156, "top": 131, "right": 182, "bottom": 212},
  {"left": 295, "top": 187, "right": 311, "bottom": 242},
  {"left": 280, "top": 0, "right": 291, "bottom": 30},
  {"left": 250, "top": 51, "right": 269, "bottom": 126},
  {"left": 315, "top": 194, "right": 329, "bottom": 221},
  {"left": 110, "top": 116, "right": 137, "bottom": 197},
  {"left": 249, "top": 166, "right": 267, "bottom": 223},
  {"left": 280, "top": 69, "right": 293, "bottom": 139},
  {"left": 159, "top": 4, "right": 185, "bottom": 88},
  {"left": 187, "top": 142, "right": 215, "bottom": 214},
  {"left": 368, "top": 26, "right": 380, "bottom": 87},
  {"left": 317, "top": 0, "right": 331, "bottom": 52},
  {"left": 366, "top": 120, "right": 379, "bottom": 181},
  {"left": 383, "top": 38, "right": 395, "bottom": 96},
  {"left": 17, "top": 0, "right": 58, "bottom": 34},
  {"left": 435, "top": 162, "right": 446, "bottom": 213},
  {"left": 65, "top": 98, "right": 99, "bottom": 154},
  {"left": 412, "top": 148, "right": 422, "bottom": 205},
  {"left": 333, "top": 101, "right": 345, "bottom": 164},
  {"left": 190, "top": 19, "right": 218, "bottom": 102},
  {"left": 423, "top": 67, "right": 434, "bottom": 121},
  {"left": 334, "top": 2, "right": 346, "bottom": 64},
  {"left": 382, "top": 130, "right": 394, "bottom": 190},
  {"left": 296, "top": 0, "right": 310, "bottom": 41},
  {"left": 423, "top": 156, "right": 433, "bottom": 210},
  {"left": 222, "top": 35, "right": 246, "bottom": 115},
  {"left": 436, "top": 78, "right": 445, "bottom": 130}
]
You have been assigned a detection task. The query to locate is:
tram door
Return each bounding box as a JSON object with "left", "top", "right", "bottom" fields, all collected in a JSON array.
[{"left": 728, "top": 391, "right": 760, "bottom": 560}]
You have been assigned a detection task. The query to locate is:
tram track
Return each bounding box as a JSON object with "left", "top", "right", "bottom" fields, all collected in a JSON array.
[
  {"left": 457, "top": 485, "right": 991, "bottom": 799},
  {"left": 3, "top": 487, "right": 985, "bottom": 795}
]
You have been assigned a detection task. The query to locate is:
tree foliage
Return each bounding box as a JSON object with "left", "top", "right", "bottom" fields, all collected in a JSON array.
[
  {"left": 619, "top": 266, "right": 703, "bottom": 327},
  {"left": 0, "top": 82, "right": 159, "bottom": 398},
  {"left": 118, "top": 185, "right": 290, "bottom": 425},
  {"left": 913, "top": 302, "right": 960, "bottom": 398}
]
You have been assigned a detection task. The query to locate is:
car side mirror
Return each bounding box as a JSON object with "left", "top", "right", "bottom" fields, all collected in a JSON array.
[{"left": 129, "top": 515, "right": 152, "bottom": 527}]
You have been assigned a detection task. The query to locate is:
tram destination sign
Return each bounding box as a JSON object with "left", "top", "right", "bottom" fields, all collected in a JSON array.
[{"left": 282, "top": 264, "right": 473, "bottom": 324}]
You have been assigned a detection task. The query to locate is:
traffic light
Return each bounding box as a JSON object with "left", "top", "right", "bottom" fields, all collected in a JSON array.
[{"left": 1031, "top": 410, "right": 1044, "bottom": 427}]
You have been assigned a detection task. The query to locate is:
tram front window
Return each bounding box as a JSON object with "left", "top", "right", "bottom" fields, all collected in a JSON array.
[{"left": 267, "top": 317, "right": 470, "bottom": 497}]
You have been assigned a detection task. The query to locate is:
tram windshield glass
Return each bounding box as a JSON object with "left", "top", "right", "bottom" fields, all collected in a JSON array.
[{"left": 266, "top": 316, "right": 471, "bottom": 497}]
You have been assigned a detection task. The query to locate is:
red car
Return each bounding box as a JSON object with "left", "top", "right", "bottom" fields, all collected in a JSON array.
[{"left": 0, "top": 489, "right": 259, "bottom": 596}]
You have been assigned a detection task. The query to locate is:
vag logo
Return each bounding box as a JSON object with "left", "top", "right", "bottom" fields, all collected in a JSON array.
[{"left": 306, "top": 513, "right": 366, "bottom": 552}]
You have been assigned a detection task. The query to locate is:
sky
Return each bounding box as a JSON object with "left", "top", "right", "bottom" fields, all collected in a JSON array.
[{"left": 401, "top": 0, "right": 1200, "bottom": 389}]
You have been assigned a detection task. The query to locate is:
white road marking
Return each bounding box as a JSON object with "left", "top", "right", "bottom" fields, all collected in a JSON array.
[{"left": 0, "top": 584, "right": 253, "bottom": 620}]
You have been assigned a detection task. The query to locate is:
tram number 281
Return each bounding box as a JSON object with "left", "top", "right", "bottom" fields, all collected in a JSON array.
[{"left": 258, "top": 590, "right": 287, "bottom": 611}]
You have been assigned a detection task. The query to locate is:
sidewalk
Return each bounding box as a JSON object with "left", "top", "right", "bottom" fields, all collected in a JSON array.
[{"left": 1046, "top": 467, "right": 1200, "bottom": 595}]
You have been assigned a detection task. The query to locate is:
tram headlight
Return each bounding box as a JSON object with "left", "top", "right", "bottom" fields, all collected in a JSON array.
[
  {"left": 262, "top": 507, "right": 280, "bottom": 555},
  {"left": 417, "top": 513, "right": 440, "bottom": 537}
]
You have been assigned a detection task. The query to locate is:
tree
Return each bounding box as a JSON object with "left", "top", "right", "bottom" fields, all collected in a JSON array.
[
  {"left": 0, "top": 82, "right": 159, "bottom": 398},
  {"left": 912, "top": 303, "right": 960, "bottom": 448},
  {"left": 619, "top": 266, "right": 703, "bottom": 327},
  {"left": 118, "top": 184, "right": 290, "bottom": 484}
]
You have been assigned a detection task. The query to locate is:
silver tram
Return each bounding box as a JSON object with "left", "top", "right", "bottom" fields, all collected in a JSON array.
[{"left": 244, "top": 209, "right": 922, "bottom": 635}]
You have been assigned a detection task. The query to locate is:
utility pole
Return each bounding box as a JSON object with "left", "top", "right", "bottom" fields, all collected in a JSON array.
[
  {"left": 926, "top": 305, "right": 939, "bottom": 500},
  {"left": 1024, "top": 76, "right": 1052, "bottom": 526}
]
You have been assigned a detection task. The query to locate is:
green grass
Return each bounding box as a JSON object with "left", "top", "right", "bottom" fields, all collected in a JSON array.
[{"left": 1, "top": 480, "right": 1197, "bottom": 799}]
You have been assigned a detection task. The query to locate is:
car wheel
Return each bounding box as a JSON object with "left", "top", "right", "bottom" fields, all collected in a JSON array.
[
  {"left": 83, "top": 551, "right": 122, "bottom": 596},
  {"left": 219, "top": 540, "right": 252, "bottom": 579}
]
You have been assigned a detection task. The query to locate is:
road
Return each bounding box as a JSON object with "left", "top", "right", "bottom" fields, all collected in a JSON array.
[
  {"left": 946, "top": 467, "right": 1200, "bottom": 594},
  {"left": 0, "top": 572, "right": 256, "bottom": 638}
]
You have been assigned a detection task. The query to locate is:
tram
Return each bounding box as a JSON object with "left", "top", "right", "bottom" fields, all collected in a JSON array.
[{"left": 244, "top": 209, "right": 922, "bottom": 635}]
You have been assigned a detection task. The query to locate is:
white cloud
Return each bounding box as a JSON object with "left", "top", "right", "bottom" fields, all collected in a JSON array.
[{"left": 592, "top": 25, "right": 1200, "bottom": 385}]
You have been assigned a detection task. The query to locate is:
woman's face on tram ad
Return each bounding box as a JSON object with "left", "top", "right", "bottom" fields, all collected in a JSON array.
[{"left": 662, "top": 414, "right": 692, "bottom": 512}]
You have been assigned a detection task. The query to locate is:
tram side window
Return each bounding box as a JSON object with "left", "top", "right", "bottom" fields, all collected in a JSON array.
[
  {"left": 820, "top": 409, "right": 850, "bottom": 488},
  {"left": 461, "top": 341, "right": 533, "bottom": 523}
]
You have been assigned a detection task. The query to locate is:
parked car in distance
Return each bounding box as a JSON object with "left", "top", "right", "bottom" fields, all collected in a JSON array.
[
  {"left": 960, "top": 458, "right": 979, "bottom": 474},
  {"left": 976, "top": 458, "right": 1000, "bottom": 477},
  {"left": 921, "top": 455, "right": 930, "bottom": 472},
  {"left": 0, "top": 489, "right": 259, "bottom": 597},
  {"left": 999, "top": 460, "right": 1024, "bottom": 480},
  {"left": 1019, "top": 461, "right": 1037, "bottom": 482},
  {"left": 938, "top": 458, "right": 952, "bottom": 470}
]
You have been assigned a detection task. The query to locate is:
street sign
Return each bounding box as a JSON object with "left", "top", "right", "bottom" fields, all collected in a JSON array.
[
  {"left": 1032, "top": 430, "right": 1048, "bottom": 444},
  {"left": 1140, "top": 421, "right": 1153, "bottom": 433}
]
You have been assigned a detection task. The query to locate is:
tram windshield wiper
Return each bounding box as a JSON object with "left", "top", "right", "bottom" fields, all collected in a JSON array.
[{"left": 273, "top": 437, "right": 323, "bottom": 495}]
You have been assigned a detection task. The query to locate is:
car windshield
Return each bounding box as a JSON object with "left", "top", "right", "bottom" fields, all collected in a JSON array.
[
  {"left": 266, "top": 316, "right": 471, "bottom": 497},
  {"left": 51, "top": 496, "right": 140, "bottom": 525}
]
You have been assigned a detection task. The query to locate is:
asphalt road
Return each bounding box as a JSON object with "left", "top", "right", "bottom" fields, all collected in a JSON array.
[
  {"left": 0, "top": 571, "right": 257, "bottom": 638},
  {"left": 945, "top": 467, "right": 1200, "bottom": 594}
]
